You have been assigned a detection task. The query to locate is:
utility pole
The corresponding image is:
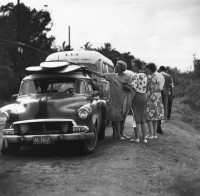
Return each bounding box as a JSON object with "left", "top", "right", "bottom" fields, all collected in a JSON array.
[
  {"left": 68, "top": 26, "right": 71, "bottom": 50},
  {"left": 17, "top": 0, "right": 23, "bottom": 80},
  {"left": 17, "top": 0, "right": 21, "bottom": 42}
]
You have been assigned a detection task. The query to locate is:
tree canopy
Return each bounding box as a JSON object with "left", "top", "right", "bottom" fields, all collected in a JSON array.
[
  {"left": 0, "top": 2, "right": 56, "bottom": 99},
  {"left": 0, "top": 2, "right": 183, "bottom": 101},
  {"left": 0, "top": 3, "right": 55, "bottom": 71}
]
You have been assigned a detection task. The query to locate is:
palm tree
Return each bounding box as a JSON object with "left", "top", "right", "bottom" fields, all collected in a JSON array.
[
  {"left": 80, "top": 42, "right": 93, "bottom": 50},
  {"left": 58, "top": 41, "right": 73, "bottom": 51},
  {"left": 96, "top": 42, "right": 120, "bottom": 64},
  {"left": 98, "top": 43, "right": 113, "bottom": 54}
]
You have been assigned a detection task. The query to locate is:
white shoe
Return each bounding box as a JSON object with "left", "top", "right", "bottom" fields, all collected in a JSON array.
[
  {"left": 153, "top": 135, "right": 158, "bottom": 139},
  {"left": 143, "top": 139, "right": 147, "bottom": 143},
  {"left": 130, "top": 138, "right": 140, "bottom": 143},
  {"left": 146, "top": 134, "right": 154, "bottom": 139},
  {"left": 124, "top": 135, "right": 131, "bottom": 139}
]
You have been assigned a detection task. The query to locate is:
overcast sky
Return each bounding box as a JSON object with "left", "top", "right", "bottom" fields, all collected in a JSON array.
[{"left": 1, "top": 0, "right": 200, "bottom": 72}]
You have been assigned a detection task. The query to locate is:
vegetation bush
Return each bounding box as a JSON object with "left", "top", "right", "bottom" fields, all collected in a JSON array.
[{"left": 172, "top": 71, "right": 200, "bottom": 130}]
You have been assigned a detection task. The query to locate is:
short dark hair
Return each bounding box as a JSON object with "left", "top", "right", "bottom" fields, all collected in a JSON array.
[
  {"left": 158, "top": 66, "right": 166, "bottom": 72},
  {"left": 145, "top": 63, "right": 157, "bottom": 73},
  {"left": 131, "top": 59, "right": 143, "bottom": 70}
]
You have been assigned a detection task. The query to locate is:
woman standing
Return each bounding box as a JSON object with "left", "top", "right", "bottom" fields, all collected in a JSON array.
[
  {"left": 130, "top": 59, "right": 148, "bottom": 143},
  {"left": 88, "top": 60, "right": 132, "bottom": 140},
  {"left": 145, "top": 63, "right": 164, "bottom": 139}
]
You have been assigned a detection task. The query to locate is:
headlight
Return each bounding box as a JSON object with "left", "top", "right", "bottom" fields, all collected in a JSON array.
[
  {"left": 78, "top": 107, "right": 92, "bottom": 119},
  {"left": 0, "top": 111, "right": 8, "bottom": 124}
]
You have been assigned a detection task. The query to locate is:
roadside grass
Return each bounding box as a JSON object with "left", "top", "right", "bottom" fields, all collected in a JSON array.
[
  {"left": 151, "top": 97, "right": 200, "bottom": 195},
  {"left": 155, "top": 164, "right": 200, "bottom": 196},
  {"left": 172, "top": 97, "right": 200, "bottom": 131}
]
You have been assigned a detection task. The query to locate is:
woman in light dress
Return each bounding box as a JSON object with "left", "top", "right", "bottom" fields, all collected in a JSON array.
[{"left": 89, "top": 60, "right": 132, "bottom": 140}]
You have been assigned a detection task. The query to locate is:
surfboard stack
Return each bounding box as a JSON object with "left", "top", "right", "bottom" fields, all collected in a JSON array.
[{"left": 25, "top": 61, "right": 83, "bottom": 74}]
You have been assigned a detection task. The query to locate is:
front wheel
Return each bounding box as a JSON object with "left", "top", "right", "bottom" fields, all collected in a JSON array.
[
  {"left": 1, "top": 141, "right": 20, "bottom": 155},
  {"left": 80, "top": 124, "right": 98, "bottom": 154}
]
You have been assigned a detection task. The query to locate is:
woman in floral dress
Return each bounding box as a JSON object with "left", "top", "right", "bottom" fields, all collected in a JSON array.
[{"left": 145, "top": 63, "right": 164, "bottom": 139}]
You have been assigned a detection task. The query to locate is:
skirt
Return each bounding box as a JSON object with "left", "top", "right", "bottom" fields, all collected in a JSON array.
[{"left": 132, "top": 92, "right": 147, "bottom": 123}]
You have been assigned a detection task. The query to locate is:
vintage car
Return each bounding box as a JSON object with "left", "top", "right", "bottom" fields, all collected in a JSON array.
[{"left": 0, "top": 51, "right": 114, "bottom": 155}]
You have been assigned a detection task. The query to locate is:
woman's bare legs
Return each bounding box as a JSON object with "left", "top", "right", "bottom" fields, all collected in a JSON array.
[
  {"left": 152, "top": 120, "right": 158, "bottom": 137},
  {"left": 141, "top": 122, "right": 147, "bottom": 141},
  {"left": 131, "top": 122, "right": 147, "bottom": 142},
  {"left": 112, "top": 122, "right": 117, "bottom": 138},
  {"left": 120, "top": 119, "right": 126, "bottom": 137},
  {"left": 147, "top": 120, "right": 154, "bottom": 137},
  {"left": 134, "top": 123, "right": 140, "bottom": 139},
  {"left": 113, "top": 121, "right": 121, "bottom": 139}
]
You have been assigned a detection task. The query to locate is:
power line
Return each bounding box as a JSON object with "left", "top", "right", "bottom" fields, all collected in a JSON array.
[{"left": 0, "top": 38, "right": 50, "bottom": 55}]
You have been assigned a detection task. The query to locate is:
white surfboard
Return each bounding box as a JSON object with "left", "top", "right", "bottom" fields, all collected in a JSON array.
[
  {"left": 58, "top": 65, "right": 82, "bottom": 73},
  {"left": 26, "top": 66, "right": 44, "bottom": 72},
  {"left": 40, "top": 61, "right": 69, "bottom": 69}
]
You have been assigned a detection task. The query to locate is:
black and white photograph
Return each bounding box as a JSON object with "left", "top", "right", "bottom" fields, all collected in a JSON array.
[{"left": 0, "top": 0, "right": 200, "bottom": 195}]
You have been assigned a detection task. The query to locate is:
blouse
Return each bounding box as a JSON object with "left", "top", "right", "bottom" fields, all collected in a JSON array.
[{"left": 131, "top": 73, "right": 147, "bottom": 93}]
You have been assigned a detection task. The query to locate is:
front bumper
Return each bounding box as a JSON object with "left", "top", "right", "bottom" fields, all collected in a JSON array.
[
  {"left": 3, "top": 132, "right": 95, "bottom": 144},
  {"left": 2, "top": 119, "right": 94, "bottom": 144}
]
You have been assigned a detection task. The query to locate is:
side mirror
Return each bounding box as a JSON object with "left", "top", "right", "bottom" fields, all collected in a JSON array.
[{"left": 12, "top": 94, "right": 18, "bottom": 100}]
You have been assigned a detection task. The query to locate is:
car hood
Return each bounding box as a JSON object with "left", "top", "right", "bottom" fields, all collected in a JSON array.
[{"left": 1, "top": 94, "right": 89, "bottom": 121}]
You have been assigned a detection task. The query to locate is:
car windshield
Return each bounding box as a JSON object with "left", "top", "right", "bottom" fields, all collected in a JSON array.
[{"left": 19, "top": 78, "right": 92, "bottom": 95}]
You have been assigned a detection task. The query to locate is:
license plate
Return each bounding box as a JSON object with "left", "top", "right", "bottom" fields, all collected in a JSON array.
[{"left": 33, "top": 136, "right": 52, "bottom": 145}]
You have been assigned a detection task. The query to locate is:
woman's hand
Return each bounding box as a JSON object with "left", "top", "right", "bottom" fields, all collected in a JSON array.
[
  {"left": 122, "top": 84, "right": 132, "bottom": 92},
  {"left": 82, "top": 66, "right": 91, "bottom": 74}
]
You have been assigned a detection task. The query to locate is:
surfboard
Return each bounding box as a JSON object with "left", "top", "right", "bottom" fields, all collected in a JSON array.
[
  {"left": 40, "top": 61, "right": 69, "bottom": 69},
  {"left": 58, "top": 65, "right": 82, "bottom": 73},
  {"left": 26, "top": 66, "right": 44, "bottom": 72}
]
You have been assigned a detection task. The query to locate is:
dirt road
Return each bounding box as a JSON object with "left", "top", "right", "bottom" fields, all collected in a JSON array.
[{"left": 0, "top": 114, "right": 200, "bottom": 196}]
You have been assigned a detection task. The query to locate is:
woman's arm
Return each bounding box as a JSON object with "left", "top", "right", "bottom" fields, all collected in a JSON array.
[{"left": 89, "top": 70, "right": 106, "bottom": 79}]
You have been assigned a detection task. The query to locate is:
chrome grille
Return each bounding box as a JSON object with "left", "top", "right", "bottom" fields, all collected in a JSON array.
[{"left": 15, "top": 121, "right": 73, "bottom": 135}]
